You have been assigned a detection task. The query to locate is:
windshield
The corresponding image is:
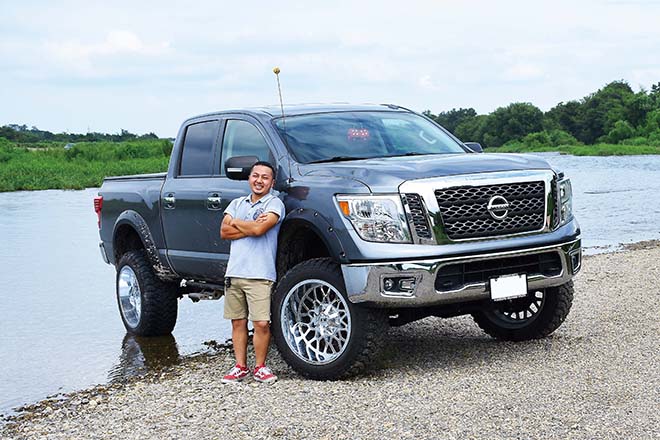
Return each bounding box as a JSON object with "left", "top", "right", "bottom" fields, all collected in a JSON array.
[{"left": 273, "top": 111, "right": 466, "bottom": 164}]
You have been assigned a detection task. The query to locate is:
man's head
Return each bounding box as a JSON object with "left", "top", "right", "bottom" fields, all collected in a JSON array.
[{"left": 248, "top": 161, "right": 276, "bottom": 199}]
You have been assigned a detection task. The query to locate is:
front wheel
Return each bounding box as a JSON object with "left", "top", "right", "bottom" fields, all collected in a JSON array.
[
  {"left": 116, "top": 250, "right": 178, "bottom": 336},
  {"left": 472, "top": 281, "right": 574, "bottom": 341},
  {"left": 271, "top": 258, "right": 387, "bottom": 380}
]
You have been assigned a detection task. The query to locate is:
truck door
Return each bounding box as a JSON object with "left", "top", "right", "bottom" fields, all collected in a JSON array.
[
  {"left": 161, "top": 119, "right": 228, "bottom": 281},
  {"left": 214, "top": 117, "right": 278, "bottom": 259}
]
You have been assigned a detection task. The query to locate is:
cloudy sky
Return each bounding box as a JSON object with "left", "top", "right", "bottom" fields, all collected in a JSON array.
[{"left": 2, "top": 0, "right": 660, "bottom": 137}]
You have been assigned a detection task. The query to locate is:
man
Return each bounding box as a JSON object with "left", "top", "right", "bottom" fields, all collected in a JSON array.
[{"left": 219, "top": 161, "right": 285, "bottom": 384}]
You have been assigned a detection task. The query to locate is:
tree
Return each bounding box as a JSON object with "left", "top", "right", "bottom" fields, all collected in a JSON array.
[{"left": 482, "top": 103, "right": 544, "bottom": 148}]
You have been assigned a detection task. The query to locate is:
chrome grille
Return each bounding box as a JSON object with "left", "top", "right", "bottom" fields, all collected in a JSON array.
[
  {"left": 403, "top": 194, "right": 432, "bottom": 239},
  {"left": 435, "top": 181, "right": 546, "bottom": 240}
]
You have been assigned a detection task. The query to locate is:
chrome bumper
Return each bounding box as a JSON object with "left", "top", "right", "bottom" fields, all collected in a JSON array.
[{"left": 341, "top": 239, "right": 581, "bottom": 307}]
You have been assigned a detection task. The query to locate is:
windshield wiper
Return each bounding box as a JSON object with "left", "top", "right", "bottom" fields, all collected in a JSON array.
[{"left": 307, "top": 156, "right": 370, "bottom": 164}]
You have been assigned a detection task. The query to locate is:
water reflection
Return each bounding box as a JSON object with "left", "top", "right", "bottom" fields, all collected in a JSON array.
[{"left": 108, "top": 334, "right": 181, "bottom": 383}]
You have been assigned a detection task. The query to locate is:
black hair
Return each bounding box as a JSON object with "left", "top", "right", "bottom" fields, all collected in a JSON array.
[{"left": 250, "top": 161, "right": 276, "bottom": 179}]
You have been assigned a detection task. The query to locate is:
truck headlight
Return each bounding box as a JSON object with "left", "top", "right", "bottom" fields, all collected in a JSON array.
[
  {"left": 558, "top": 178, "right": 573, "bottom": 225},
  {"left": 336, "top": 195, "right": 412, "bottom": 243}
]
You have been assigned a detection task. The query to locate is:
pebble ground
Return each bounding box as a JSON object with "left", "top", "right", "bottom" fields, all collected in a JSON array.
[{"left": 3, "top": 244, "right": 659, "bottom": 439}]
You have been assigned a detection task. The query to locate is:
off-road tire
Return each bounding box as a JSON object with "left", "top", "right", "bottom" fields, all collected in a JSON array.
[
  {"left": 472, "top": 281, "right": 574, "bottom": 341},
  {"left": 271, "top": 258, "right": 388, "bottom": 380},
  {"left": 116, "top": 250, "right": 178, "bottom": 336}
]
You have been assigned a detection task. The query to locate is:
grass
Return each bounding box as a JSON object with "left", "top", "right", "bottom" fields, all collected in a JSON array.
[
  {"left": 491, "top": 143, "right": 660, "bottom": 156},
  {"left": 0, "top": 139, "right": 171, "bottom": 192}
]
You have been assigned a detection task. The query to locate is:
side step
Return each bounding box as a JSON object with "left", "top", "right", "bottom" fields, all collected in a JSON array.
[{"left": 181, "top": 280, "right": 225, "bottom": 302}]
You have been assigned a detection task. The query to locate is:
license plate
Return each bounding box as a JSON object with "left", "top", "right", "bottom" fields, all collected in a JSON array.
[{"left": 490, "top": 274, "right": 528, "bottom": 301}]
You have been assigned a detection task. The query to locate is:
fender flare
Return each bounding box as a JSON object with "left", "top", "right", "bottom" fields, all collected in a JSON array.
[
  {"left": 279, "top": 209, "right": 348, "bottom": 263},
  {"left": 113, "top": 210, "right": 179, "bottom": 281}
]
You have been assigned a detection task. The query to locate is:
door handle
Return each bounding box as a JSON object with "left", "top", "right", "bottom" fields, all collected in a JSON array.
[
  {"left": 163, "top": 194, "right": 176, "bottom": 209},
  {"left": 207, "top": 193, "right": 222, "bottom": 210}
]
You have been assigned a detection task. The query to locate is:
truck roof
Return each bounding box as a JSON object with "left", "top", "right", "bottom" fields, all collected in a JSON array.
[{"left": 186, "top": 103, "right": 412, "bottom": 122}]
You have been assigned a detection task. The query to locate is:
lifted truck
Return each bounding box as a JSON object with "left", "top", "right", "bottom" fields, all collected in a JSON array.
[{"left": 95, "top": 104, "right": 581, "bottom": 379}]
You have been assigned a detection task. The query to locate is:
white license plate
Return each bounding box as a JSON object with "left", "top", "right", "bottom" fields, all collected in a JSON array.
[{"left": 490, "top": 274, "right": 528, "bottom": 301}]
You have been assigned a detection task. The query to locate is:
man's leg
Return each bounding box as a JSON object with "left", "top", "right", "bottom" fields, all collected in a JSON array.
[
  {"left": 252, "top": 320, "right": 270, "bottom": 366},
  {"left": 231, "top": 319, "right": 249, "bottom": 367}
]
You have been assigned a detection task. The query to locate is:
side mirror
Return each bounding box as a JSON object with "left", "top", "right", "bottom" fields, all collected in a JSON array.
[
  {"left": 464, "top": 142, "right": 483, "bottom": 153},
  {"left": 225, "top": 156, "right": 259, "bottom": 180}
]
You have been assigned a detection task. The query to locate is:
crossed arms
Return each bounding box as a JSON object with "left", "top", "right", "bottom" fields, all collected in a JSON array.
[{"left": 220, "top": 212, "right": 279, "bottom": 240}]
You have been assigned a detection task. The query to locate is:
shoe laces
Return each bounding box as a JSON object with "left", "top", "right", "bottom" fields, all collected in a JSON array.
[
  {"left": 255, "top": 365, "right": 273, "bottom": 376},
  {"left": 228, "top": 365, "right": 247, "bottom": 376}
]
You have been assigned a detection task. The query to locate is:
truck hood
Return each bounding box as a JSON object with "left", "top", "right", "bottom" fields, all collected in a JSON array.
[{"left": 299, "top": 153, "right": 554, "bottom": 192}]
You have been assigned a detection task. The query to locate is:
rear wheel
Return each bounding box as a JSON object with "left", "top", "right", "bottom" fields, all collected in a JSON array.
[
  {"left": 272, "top": 258, "right": 387, "bottom": 379},
  {"left": 116, "top": 250, "right": 178, "bottom": 336},
  {"left": 472, "top": 281, "right": 574, "bottom": 341}
]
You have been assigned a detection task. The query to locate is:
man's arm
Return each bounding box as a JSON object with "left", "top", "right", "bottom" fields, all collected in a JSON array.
[
  {"left": 230, "top": 212, "right": 279, "bottom": 237},
  {"left": 220, "top": 214, "right": 247, "bottom": 240}
]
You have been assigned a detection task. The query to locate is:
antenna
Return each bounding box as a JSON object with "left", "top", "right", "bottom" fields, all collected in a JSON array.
[
  {"left": 273, "top": 66, "right": 293, "bottom": 184},
  {"left": 273, "top": 67, "right": 286, "bottom": 130}
]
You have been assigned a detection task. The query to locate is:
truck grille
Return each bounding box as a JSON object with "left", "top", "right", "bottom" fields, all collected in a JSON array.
[
  {"left": 435, "top": 181, "right": 546, "bottom": 240},
  {"left": 435, "top": 251, "right": 562, "bottom": 292},
  {"left": 403, "top": 194, "right": 432, "bottom": 239}
]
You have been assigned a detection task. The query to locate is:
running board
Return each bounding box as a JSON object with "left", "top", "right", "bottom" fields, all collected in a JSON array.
[{"left": 180, "top": 279, "right": 225, "bottom": 302}]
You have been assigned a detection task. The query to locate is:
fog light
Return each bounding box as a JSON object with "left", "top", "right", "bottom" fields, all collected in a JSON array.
[
  {"left": 383, "top": 278, "right": 395, "bottom": 291},
  {"left": 570, "top": 249, "right": 582, "bottom": 274},
  {"left": 399, "top": 278, "right": 416, "bottom": 292}
]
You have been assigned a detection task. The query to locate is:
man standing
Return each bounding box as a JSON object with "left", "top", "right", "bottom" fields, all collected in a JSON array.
[{"left": 220, "top": 161, "right": 285, "bottom": 384}]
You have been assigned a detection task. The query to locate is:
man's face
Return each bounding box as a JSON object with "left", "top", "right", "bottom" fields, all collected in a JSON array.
[{"left": 248, "top": 165, "right": 274, "bottom": 197}]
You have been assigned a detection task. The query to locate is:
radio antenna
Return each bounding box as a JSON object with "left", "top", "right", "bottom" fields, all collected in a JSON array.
[
  {"left": 273, "top": 66, "right": 293, "bottom": 183},
  {"left": 273, "top": 67, "right": 286, "bottom": 130}
]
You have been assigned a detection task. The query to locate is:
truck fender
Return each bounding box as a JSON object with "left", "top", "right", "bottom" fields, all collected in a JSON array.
[
  {"left": 279, "top": 209, "right": 348, "bottom": 264},
  {"left": 113, "top": 210, "right": 179, "bottom": 281}
]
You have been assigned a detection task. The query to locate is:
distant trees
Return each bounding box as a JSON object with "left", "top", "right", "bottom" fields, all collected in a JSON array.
[
  {"left": 0, "top": 125, "right": 159, "bottom": 144},
  {"left": 425, "top": 80, "right": 660, "bottom": 148}
]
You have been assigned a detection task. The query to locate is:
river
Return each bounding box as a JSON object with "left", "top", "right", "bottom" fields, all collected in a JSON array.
[{"left": 1, "top": 153, "right": 659, "bottom": 417}]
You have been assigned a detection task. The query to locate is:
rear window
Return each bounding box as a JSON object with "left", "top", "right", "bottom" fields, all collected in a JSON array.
[
  {"left": 273, "top": 111, "right": 465, "bottom": 163},
  {"left": 179, "top": 121, "right": 218, "bottom": 176}
]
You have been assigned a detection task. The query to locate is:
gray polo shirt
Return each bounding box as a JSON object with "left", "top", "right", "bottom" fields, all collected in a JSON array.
[{"left": 224, "top": 192, "right": 285, "bottom": 282}]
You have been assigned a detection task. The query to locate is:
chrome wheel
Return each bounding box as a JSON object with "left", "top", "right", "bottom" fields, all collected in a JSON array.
[
  {"left": 280, "top": 279, "right": 352, "bottom": 365},
  {"left": 118, "top": 266, "right": 142, "bottom": 328}
]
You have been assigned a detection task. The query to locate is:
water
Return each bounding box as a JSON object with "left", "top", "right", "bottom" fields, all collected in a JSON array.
[
  {"left": 0, "top": 188, "right": 230, "bottom": 417},
  {"left": 1, "top": 154, "right": 660, "bottom": 417},
  {"left": 533, "top": 153, "right": 660, "bottom": 252}
]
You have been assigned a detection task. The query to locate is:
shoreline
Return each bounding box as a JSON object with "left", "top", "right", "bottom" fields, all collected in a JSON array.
[{"left": 3, "top": 241, "right": 660, "bottom": 439}]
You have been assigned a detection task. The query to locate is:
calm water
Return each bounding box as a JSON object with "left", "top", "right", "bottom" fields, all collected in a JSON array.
[{"left": 1, "top": 154, "right": 660, "bottom": 417}]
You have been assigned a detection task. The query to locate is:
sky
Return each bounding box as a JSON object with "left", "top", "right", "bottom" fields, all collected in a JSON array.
[{"left": 2, "top": 0, "right": 660, "bottom": 138}]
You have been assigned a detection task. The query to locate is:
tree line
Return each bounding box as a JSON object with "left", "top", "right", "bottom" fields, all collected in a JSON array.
[
  {"left": 0, "top": 125, "right": 159, "bottom": 144},
  {"left": 423, "top": 80, "right": 660, "bottom": 149}
]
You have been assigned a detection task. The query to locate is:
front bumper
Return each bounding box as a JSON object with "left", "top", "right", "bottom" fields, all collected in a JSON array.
[{"left": 341, "top": 239, "right": 581, "bottom": 307}]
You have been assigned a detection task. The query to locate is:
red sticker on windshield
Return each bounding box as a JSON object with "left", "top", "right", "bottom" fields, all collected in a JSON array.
[{"left": 348, "top": 128, "right": 370, "bottom": 140}]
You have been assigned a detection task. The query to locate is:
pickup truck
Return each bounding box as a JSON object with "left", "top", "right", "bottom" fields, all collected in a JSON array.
[{"left": 95, "top": 104, "right": 581, "bottom": 379}]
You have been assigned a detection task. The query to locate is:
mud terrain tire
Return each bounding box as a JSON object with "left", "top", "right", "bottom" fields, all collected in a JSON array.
[{"left": 272, "top": 258, "right": 387, "bottom": 380}]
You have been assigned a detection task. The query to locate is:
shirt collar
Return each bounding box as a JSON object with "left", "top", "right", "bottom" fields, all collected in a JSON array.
[{"left": 242, "top": 192, "right": 274, "bottom": 206}]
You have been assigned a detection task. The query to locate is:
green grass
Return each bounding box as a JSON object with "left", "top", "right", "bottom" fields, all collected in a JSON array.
[
  {"left": 491, "top": 143, "right": 660, "bottom": 156},
  {"left": 0, "top": 139, "right": 171, "bottom": 192}
]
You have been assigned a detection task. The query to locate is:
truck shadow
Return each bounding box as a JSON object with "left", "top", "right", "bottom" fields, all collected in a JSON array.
[{"left": 372, "top": 316, "right": 574, "bottom": 375}]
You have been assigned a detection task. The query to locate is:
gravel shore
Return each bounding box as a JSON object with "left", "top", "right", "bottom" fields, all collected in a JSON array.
[{"left": 3, "top": 244, "right": 659, "bottom": 440}]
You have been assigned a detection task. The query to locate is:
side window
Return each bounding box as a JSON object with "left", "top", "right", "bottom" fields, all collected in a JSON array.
[
  {"left": 179, "top": 120, "right": 218, "bottom": 176},
  {"left": 220, "top": 120, "right": 273, "bottom": 175}
]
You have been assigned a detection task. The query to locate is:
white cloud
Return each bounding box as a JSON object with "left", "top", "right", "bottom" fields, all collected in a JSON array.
[{"left": 503, "top": 64, "right": 544, "bottom": 81}]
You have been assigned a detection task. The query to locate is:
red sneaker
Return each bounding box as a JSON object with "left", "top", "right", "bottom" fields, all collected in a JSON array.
[
  {"left": 221, "top": 364, "right": 250, "bottom": 383},
  {"left": 253, "top": 365, "right": 278, "bottom": 384}
]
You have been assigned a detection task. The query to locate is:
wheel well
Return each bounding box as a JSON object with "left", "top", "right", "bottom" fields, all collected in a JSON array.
[
  {"left": 114, "top": 224, "right": 144, "bottom": 262},
  {"left": 277, "top": 226, "right": 331, "bottom": 277}
]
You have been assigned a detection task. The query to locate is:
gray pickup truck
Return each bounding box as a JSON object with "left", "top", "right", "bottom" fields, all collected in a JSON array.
[{"left": 96, "top": 104, "right": 581, "bottom": 379}]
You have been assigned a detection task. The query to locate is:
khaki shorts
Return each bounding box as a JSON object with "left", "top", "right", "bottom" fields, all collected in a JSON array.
[{"left": 223, "top": 278, "right": 274, "bottom": 322}]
